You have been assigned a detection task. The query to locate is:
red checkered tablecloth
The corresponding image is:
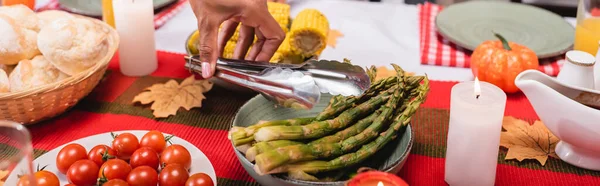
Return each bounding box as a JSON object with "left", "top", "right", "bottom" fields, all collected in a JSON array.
[
  {"left": 37, "top": 0, "right": 188, "bottom": 29},
  {"left": 418, "top": 2, "right": 565, "bottom": 76},
  {"left": 21, "top": 51, "right": 600, "bottom": 186}
]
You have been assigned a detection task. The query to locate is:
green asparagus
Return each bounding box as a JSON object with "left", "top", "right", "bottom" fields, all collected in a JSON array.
[
  {"left": 245, "top": 140, "right": 303, "bottom": 162},
  {"left": 253, "top": 86, "right": 396, "bottom": 142},
  {"left": 230, "top": 117, "right": 315, "bottom": 146},
  {"left": 308, "top": 107, "right": 383, "bottom": 144},
  {"left": 262, "top": 76, "right": 429, "bottom": 178},
  {"left": 253, "top": 65, "right": 409, "bottom": 173}
]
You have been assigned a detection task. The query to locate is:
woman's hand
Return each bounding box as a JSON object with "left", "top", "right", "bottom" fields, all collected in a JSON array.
[{"left": 190, "top": 0, "right": 285, "bottom": 78}]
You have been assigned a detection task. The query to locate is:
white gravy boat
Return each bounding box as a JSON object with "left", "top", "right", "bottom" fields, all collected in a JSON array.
[{"left": 515, "top": 69, "right": 600, "bottom": 170}]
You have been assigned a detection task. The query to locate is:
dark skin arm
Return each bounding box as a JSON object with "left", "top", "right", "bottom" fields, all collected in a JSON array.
[{"left": 189, "top": 0, "right": 286, "bottom": 78}]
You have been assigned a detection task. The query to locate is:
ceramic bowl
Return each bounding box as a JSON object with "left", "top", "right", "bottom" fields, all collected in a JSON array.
[
  {"left": 231, "top": 94, "right": 414, "bottom": 186},
  {"left": 515, "top": 70, "right": 600, "bottom": 171}
]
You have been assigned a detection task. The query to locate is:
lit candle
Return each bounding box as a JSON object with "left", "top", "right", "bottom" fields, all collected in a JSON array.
[
  {"left": 112, "top": 0, "right": 158, "bottom": 77},
  {"left": 346, "top": 170, "right": 408, "bottom": 186},
  {"left": 445, "top": 77, "right": 507, "bottom": 186}
]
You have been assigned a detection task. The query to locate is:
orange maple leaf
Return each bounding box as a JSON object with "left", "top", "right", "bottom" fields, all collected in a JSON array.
[
  {"left": 327, "top": 29, "right": 344, "bottom": 48},
  {"left": 500, "top": 116, "right": 560, "bottom": 166},
  {"left": 133, "top": 76, "right": 213, "bottom": 118}
]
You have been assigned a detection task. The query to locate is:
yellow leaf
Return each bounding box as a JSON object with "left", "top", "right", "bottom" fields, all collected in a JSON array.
[
  {"left": 374, "top": 66, "right": 415, "bottom": 81},
  {"left": 327, "top": 29, "right": 344, "bottom": 48},
  {"left": 132, "top": 76, "right": 214, "bottom": 118},
  {"left": 500, "top": 116, "right": 560, "bottom": 166}
]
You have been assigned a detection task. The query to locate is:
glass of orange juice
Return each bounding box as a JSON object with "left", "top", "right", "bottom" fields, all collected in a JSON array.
[
  {"left": 574, "top": 0, "right": 600, "bottom": 55},
  {"left": 1, "top": 0, "right": 35, "bottom": 10}
]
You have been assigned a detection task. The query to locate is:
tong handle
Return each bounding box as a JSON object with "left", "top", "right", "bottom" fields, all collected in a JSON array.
[
  {"left": 185, "top": 55, "right": 306, "bottom": 70},
  {"left": 184, "top": 62, "right": 316, "bottom": 108}
]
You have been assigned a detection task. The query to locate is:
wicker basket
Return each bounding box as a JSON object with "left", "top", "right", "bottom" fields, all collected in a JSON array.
[{"left": 0, "top": 17, "right": 120, "bottom": 125}]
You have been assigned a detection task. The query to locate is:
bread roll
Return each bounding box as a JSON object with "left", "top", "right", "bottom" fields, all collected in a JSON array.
[
  {"left": 37, "top": 17, "right": 109, "bottom": 75},
  {"left": 36, "top": 10, "right": 74, "bottom": 29},
  {"left": 9, "top": 55, "right": 69, "bottom": 92},
  {"left": 0, "top": 69, "right": 10, "bottom": 93},
  {"left": 0, "top": 4, "right": 39, "bottom": 32},
  {"left": 0, "top": 15, "right": 40, "bottom": 65}
]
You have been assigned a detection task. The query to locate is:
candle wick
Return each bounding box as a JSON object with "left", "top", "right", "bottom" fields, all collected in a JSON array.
[{"left": 476, "top": 94, "right": 480, "bottom": 99}]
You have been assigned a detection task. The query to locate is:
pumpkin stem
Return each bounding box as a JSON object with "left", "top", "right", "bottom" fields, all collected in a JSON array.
[{"left": 494, "top": 33, "right": 512, "bottom": 51}]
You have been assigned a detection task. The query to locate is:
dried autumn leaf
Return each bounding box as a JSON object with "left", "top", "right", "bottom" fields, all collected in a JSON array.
[
  {"left": 327, "top": 29, "right": 344, "bottom": 48},
  {"left": 500, "top": 116, "right": 559, "bottom": 166},
  {"left": 133, "top": 75, "right": 213, "bottom": 118}
]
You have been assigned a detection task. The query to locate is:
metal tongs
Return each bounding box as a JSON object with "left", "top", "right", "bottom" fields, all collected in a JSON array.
[{"left": 184, "top": 55, "right": 371, "bottom": 109}]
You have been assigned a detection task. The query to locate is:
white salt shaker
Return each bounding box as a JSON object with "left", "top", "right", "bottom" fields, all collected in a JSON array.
[
  {"left": 594, "top": 41, "right": 600, "bottom": 90},
  {"left": 557, "top": 50, "right": 596, "bottom": 89}
]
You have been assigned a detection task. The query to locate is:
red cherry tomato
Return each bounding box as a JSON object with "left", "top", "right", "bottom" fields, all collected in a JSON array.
[
  {"left": 17, "top": 170, "right": 60, "bottom": 186},
  {"left": 127, "top": 166, "right": 158, "bottom": 186},
  {"left": 160, "top": 145, "right": 191, "bottom": 170},
  {"left": 34, "top": 170, "right": 60, "bottom": 186},
  {"left": 88, "top": 144, "right": 117, "bottom": 167},
  {"left": 140, "top": 130, "right": 167, "bottom": 154},
  {"left": 158, "top": 164, "right": 189, "bottom": 186},
  {"left": 64, "top": 184, "right": 76, "bottom": 186},
  {"left": 66, "top": 160, "right": 99, "bottom": 186},
  {"left": 56, "top": 143, "right": 87, "bottom": 174},
  {"left": 112, "top": 132, "right": 140, "bottom": 160},
  {"left": 130, "top": 147, "right": 159, "bottom": 170},
  {"left": 103, "top": 179, "right": 130, "bottom": 186},
  {"left": 99, "top": 159, "right": 132, "bottom": 181},
  {"left": 185, "top": 173, "right": 214, "bottom": 186}
]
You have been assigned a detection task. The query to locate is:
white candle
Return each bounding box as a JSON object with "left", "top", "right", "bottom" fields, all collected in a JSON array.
[
  {"left": 113, "top": 0, "right": 157, "bottom": 76},
  {"left": 445, "top": 78, "right": 507, "bottom": 186}
]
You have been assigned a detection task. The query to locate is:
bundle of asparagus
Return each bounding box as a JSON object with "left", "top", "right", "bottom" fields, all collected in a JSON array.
[{"left": 228, "top": 64, "right": 429, "bottom": 181}]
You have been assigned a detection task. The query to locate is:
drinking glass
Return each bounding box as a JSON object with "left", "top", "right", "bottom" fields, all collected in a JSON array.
[
  {"left": 0, "top": 120, "right": 35, "bottom": 185},
  {"left": 574, "top": 0, "right": 600, "bottom": 55}
]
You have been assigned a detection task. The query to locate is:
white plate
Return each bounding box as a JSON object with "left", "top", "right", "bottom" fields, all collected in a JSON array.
[{"left": 5, "top": 130, "right": 217, "bottom": 185}]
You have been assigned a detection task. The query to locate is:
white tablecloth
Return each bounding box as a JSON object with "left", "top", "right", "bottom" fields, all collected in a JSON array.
[{"left": 35, "top": 0, "right": 576, "bottom": 81}]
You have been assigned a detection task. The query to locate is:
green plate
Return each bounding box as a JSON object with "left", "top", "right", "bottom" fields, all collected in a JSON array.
[
  {"left": 58, "top": 0, "right": 177, "bottom": 17},
  {"left": 231, "top": 94, "right": 413, "bottom": 186},
  {"left": 435, "top": 1, "right": 574, "bottom": 58}
]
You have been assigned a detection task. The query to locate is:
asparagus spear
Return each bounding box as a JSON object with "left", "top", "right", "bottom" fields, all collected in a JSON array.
[
  {"left": 253, "top": 65, "right": 409, "bottom": 173},
  {"left": 246, "top": 140, "right": 303, "bottom": 162},
  {"left": 261, "top": 76, "right": 429, "bottom": 178},
  {"left": 309, "top": 75, "right": 423, "bottom": 145},
  {"left": 230, "top": 117, "right": 315, "bottom": 146},
  {"left": 314, "top": 75, "right": 397, "bottom": 121},
  {"left": 308, "top": 107, "right": 383, "bottom": 144},
  {"left": 254, "top": 86, "right": 396, "bottom": 142}
]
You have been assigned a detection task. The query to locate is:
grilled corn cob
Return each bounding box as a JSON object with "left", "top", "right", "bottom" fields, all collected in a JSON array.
[
  {"left": 289, "top": 9, "right": 329, "bottom": 56},
  {"left": 268, "top": 2, "right": 290, "bottom": 33},
  {"left": 223, "top": 2, "right": 289, "bottom": 42},
  {"left": 270, "top": 33, "right": 304, "bottom": 64},
  {"left": 222, "top": 40, "right": 236, "bottom": 59}
]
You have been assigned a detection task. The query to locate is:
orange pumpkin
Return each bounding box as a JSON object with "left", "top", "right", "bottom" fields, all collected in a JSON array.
[{"left": 471, "top": 33, "right": 539, "bottom": 93}]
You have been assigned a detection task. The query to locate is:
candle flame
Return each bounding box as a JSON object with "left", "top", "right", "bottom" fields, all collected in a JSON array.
[
  {"left": 474, "top": 77, "right": 481, "bottom": 99},
  {"left": 377, "top": 181, "right": 384, "bottom": 186}
]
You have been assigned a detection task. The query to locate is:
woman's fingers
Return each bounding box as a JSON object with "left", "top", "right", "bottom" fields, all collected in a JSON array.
[
  {"left": 218, "top": 20, "right": 239, "bottom": 56},
  {"left": 253, "top": 12, "right": 285, "bottom": 62},
  {"left": 233, "top": 24, "right": 255, "bottom": 59},
  {"left": 245, "top": 29, "right": 265, "bottom": 61},
  {"left": 196, "top": 16, "right": 221, "bottom": 78}
]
